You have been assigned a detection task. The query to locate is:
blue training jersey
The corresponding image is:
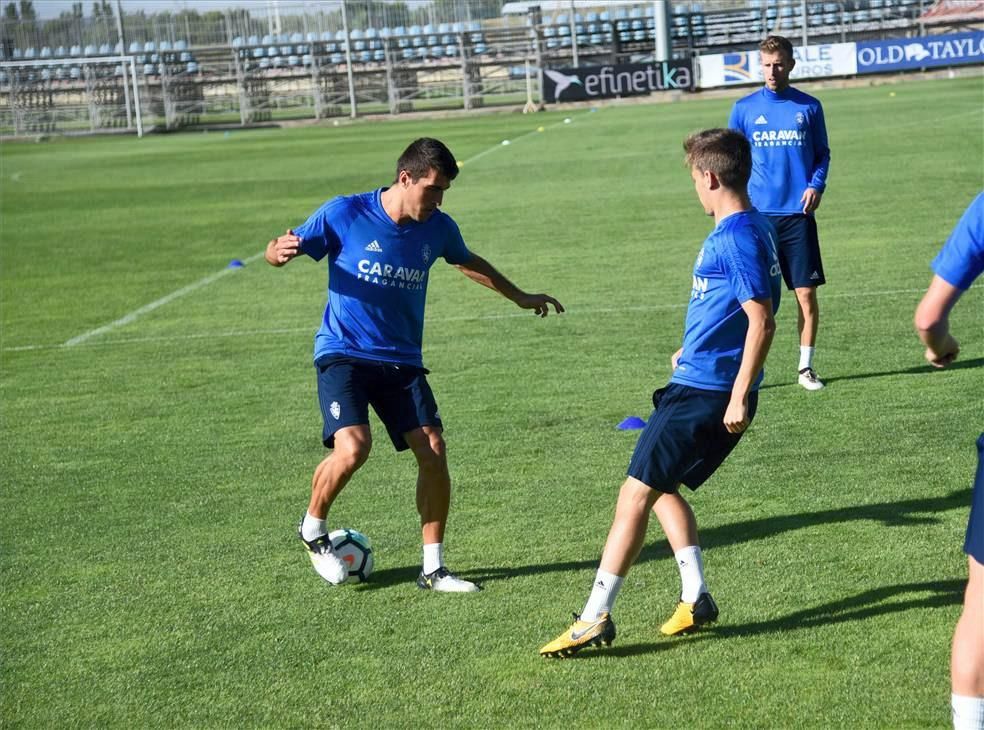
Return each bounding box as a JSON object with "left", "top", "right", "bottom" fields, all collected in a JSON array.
[
  {"left": 728, "top": 87, "right": 831, "bottom": 215},
  {"left": 294, "top": 188, "right": 472, "bottom": 368},
  {"left": 671, "top": 210, "right": 782, "bottom": 392},
  {"left": 932, "top": 191, "right": 984, "bottom": 290}
]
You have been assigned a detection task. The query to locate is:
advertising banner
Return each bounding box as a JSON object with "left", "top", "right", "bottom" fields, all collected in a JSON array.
[
  {"left": 856, "top": 31, "right": 984, "bottom": 73},
  {"left": 698, "top": 42, "right": 857, "bottom": 88},
  {"left": 542, "top": 60, "right": 694, "bottom": 103}
]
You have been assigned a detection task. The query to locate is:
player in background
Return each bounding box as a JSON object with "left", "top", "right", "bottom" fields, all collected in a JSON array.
[
  {"left": 266, "top": 137, "right": 564, "bottom": 591},
  {"left": 539, "top": 129, "right": 781, "bottom": 657},
  {"left": 728, "top": 35, "right": 830, "bottom": 391},
  {"left": 913, "top": 192, "right": 984, "bottom": 730}
]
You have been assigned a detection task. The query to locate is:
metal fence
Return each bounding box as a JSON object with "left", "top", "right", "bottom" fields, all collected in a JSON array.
[{"left": 0, "top": 0, "right": 968, "bottom": 137}]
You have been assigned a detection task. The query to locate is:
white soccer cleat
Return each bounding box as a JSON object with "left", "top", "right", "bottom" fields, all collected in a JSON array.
[
  {"left": 298, "top": 526, "right": 349, "bottom": 585},
  {"left": 416, "top": 567, "right": 482, "bottom": 592},
  {"left": 798, "top": 367, "right": 825, "bottom": 391}
]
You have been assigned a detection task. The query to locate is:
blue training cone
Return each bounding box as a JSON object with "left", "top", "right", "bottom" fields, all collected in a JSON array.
[
  {"left": 227, "top": 259, "right": 244, "bottom": 268},
  {"left": 617, "top": 416, "right": 646, "bottom": 430}
]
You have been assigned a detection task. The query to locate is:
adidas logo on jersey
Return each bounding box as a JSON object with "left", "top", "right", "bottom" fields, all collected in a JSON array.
[
  {"left": 754, "top": 114, "right": 768, "bottom": 125},
  {"left": 365, "top": 240, "right": 383, "bottom": 252}
]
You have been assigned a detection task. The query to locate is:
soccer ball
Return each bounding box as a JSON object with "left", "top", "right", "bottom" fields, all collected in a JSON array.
[{"left": 329, "top": 528, "right": 374, "bottom": 583}]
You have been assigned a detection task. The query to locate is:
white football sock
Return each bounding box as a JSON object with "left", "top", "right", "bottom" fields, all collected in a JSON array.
[
  {"left": 799, "top": 346, "right": 815, "bottom": 371},
  {"left": 581, "top": 569, "right": 624, "bottom": 622},
  {"left": 301, "top": 512, "right": 327, "bottom": 542},
  {"left": 423, "top": 543, "right": 444, "bottom": 575},
  {"left": 675, "top": 545, "right": 707, "bottom": 603},
  {"left": 952, "top": 694, "right": 984, "bottom": 730}
]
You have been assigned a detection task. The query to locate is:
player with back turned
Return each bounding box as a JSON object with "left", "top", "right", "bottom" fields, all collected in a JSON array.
[
  {"left": 539, "top": 128, "right": 781, "bottom": 657},
  {"left": 912, "top": 192, "right": 984, "bottom": 730}
]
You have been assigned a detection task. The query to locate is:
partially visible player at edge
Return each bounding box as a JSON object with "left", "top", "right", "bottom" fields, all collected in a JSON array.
[
  {"left": 728, "top": 35, "right": 830, "bottom": 391},
  {"left": 913, "top": 192, "right": 984, "bottom": 730},
  {"left": 539, "top": 128, "right": 781, "bottom": 657},
  {"left": 266, "top": 137, "right": 564, "bottom": 592}
]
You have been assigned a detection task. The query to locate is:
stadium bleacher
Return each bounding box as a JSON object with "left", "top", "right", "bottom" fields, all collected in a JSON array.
[{"left": 0, "top": 0, "right": 953, "bottom": 87}]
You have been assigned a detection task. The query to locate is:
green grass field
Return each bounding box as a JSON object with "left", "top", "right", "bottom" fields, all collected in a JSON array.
[{"left": 2, "top": 74, "right": 982, "bottom": 728}]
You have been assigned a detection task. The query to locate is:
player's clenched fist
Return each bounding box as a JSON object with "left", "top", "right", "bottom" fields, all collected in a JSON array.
[{"left": 266, "top": 229, "right": 301, "bottom": 266}]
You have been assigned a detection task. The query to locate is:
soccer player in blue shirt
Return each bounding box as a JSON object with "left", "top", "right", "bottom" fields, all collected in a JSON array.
[
  {"left": 729, "top": 35, "right": 830, "bottom": 391},
  {"left": 266, "top": 138, "right": 564, "bottom": 591},
  {"left": 913, "top": 192, "right": 984, "bottom": 730},
  {"left": 540, "top": 128, "right": 781, "bottom": 657}
]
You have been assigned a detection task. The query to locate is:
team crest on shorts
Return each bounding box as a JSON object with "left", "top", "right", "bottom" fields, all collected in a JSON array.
[{"left": 330, "top": 401, "right": 341, "bottom": 419}]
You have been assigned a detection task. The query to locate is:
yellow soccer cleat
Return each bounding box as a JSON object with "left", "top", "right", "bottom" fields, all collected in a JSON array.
[
  {"left": 660, "top": 592, "right": 719, "bottom": 636},
  {"left": 539, "top": 613, "right": 616, "bottom": 658}
]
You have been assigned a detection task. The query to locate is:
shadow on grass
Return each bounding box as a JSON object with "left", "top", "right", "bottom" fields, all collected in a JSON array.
[
  {"left": 469, "top": 488, "right": 971, "bottom": 585},
  {"left": 709, "top": 578, "right": 964, "bottom": 638},
  {"left": 357, "top": 489, "right": 970, "bottom": 591},
  {"left": 759, "top": 356, "right": 984, "bottom": 390},
  {"left": 560, "top": 578, "right": 963, "bottom": 658}
]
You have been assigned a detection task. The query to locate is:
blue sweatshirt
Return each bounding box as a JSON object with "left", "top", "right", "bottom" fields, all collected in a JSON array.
[{"left": 728, "top": 87, "right": 831, "bottom": 215}]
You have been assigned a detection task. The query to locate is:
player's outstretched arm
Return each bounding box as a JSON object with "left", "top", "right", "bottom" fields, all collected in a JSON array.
[
  {"left": 914, "top": 274, "right": 962, "bottom": 368},
  {"left": 455, "top": 253, "right": 565, "bottom": 317},
  {"left": 265, "top": 230, "right": 302, "bottom": 267},
  {"left": 724, "top": 297, "right": 776, "bottom": 434}
]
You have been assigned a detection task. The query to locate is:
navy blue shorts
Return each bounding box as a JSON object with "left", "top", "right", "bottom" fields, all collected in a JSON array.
[
  {"left": 768, "top": 214, "right": 826, "bottom": 290},
  {"left": 965, "top": 433, "right": 984, "bottom": 563},
  {"left": 315, "top": 355, "right": 442, "bottom": 451},
  {"left": 627, "top": 383, "right": 758, "bottom": 493}
]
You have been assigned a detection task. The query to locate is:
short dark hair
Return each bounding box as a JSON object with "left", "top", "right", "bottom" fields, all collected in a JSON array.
[
  {"left": 759, "top": 35, "right": 794, "bottom": 60},
  {"left": 395, "top": 138, "right": 459, "bottom": 183},
  {"left": 683, "top": 128, "right": 752, "bottom": 190}
]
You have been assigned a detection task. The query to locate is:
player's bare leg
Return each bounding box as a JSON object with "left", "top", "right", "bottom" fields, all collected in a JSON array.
[
  {"left": 298, "top": 425, "right": 372, "bottom": 585},
  {"left": 795, "top": 286, "right": 825, "bottom": 390},
  {"left": 652, "top": 491, "right": 718, "bottom": 635},
  {"left": 406, "top": 426, "right": 479, "bottom": 592},
  {"left": 599, "top": 477, "right": 661, "bottom": 575},
  {"left": 308, "top": 425, "right": 373, "bottom": 517},
  {"left": 952, "top": 556, "right": 984, "bottom": 728},
  {"left": 540, "top": 478, "right": 656, "bottom": 657}
]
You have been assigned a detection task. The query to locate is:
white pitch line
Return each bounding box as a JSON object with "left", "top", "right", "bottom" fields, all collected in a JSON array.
[
  {"left": 55, "top": 114, "right": 597, "bottom": 350},
  {"left": 7, "top": 284, "right": 976, "bottom": 354},
  {"left": 62, "top": 250, "right": 267, "bottom": 347}
]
